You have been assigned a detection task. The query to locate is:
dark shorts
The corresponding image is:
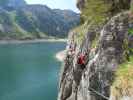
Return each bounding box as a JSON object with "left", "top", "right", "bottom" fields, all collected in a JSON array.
[{"left": 80, "top": 64, "right": 85, "bottom": 70}]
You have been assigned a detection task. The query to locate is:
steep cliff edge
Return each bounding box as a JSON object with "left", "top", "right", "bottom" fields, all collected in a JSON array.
[{"left": 58, "top": 0, "right": 133, "bottom": 100}]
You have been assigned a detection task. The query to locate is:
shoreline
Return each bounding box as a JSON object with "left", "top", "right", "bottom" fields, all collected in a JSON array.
[
  {"left": 56, "top": 50, "right": 66, "bottom": 62},
  {"left": 0, "top": 38, "right": 68, "bottom": 62},
  {"left": 0, "top": 39, "right": 67, "bottom": 44}
]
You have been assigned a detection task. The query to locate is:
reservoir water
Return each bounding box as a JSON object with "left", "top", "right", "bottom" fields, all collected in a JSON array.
[{"left": 0, "top": 41, "right": 66, "bottom": 100}]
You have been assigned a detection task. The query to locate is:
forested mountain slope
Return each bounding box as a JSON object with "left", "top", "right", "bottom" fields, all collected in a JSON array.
[{"left": 0, "top": 0, "right": 80, "bottom": 39}]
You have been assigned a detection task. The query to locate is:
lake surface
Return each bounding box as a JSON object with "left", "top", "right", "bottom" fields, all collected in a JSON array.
[{"left": 0, "top": 42, "right": 66, "bottom": 100}]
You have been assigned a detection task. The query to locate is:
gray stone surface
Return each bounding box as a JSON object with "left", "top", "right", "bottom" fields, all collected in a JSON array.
[{"left": 58, "top": 12, "right": 133, "bottom": 100}]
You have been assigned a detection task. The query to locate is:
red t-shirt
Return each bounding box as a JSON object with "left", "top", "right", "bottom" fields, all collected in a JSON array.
[{"left": 77, "top": 54, "right": 85, "bottom": 64}]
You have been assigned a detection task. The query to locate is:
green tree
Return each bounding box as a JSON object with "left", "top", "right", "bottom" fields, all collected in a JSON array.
[{"left": 81, "top": 0, "right": 111, "bottom": 25}]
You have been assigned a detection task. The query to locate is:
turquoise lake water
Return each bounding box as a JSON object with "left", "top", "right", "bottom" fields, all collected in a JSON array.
[{"left": 0, "top": 42, "right": 66, "bottom": 100}]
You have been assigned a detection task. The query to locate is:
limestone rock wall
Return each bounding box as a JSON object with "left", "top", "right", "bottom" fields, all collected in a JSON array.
[{"left": 58, "top": 12, "right": 133, "bottom": 100}]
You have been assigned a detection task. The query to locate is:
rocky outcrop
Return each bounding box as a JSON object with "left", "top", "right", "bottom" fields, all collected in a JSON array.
[
  {"left": 76, "top": 0, "right": 85, "bottom": 10},
  {"left": 58, "top": 10, "right": 133, "bottom": 100}
]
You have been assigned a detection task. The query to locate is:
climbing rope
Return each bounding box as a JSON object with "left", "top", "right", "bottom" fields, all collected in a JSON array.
[{"left": 88, "top": 87, "right": 109, "bottom": 100}]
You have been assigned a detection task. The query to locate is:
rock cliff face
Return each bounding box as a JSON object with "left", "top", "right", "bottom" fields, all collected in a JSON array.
[{"left": 58, "top": 0, "right": 133, "bottom": 100}]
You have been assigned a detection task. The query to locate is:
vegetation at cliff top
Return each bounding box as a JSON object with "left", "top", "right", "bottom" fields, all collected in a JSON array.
[
  {"left": 74, "top": 0, "right": 131, "bottom": 44},
  {"left": 81, "top": 0, "right": 131, "bottom": 24},
  {"left": 81, "top": 0, "right": 111, "bottom": 25},
  {"left": 72, "top": 0, "right": 111, "bottom": 45}
]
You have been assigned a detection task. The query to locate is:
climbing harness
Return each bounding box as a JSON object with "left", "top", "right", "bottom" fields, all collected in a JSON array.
[{"left": 88, "top": 87, "right": 109, "bottom": 100}]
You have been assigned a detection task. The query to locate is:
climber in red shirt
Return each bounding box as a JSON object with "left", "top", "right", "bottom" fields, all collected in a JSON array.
[{"left": 77, "top": 53, "right": 87, "bottom": 69}]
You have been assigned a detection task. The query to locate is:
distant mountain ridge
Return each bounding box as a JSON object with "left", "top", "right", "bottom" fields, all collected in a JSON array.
[
  {"left": 0, "top": 0, "right": 26, "bottom": 8},
  {"left": 0, "top": 0, "right": 79, "bottom": 39}
]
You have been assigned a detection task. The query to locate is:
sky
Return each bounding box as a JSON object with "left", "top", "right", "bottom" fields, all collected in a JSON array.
[{"left": 25, "top": 0, "right": 79, "bottom": 12}]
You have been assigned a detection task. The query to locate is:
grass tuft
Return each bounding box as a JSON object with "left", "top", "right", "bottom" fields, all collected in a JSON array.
[{"left": 111, "top": 56, "right": 133, "bottom": 97}]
